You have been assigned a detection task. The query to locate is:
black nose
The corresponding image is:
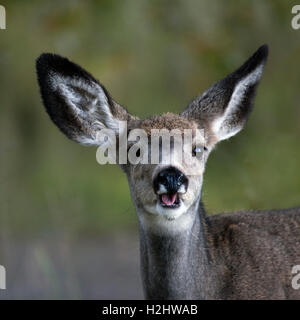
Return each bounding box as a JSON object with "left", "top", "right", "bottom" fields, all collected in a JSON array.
[{"left": 153, "top": 167, "right": 188, "bottom": 194}]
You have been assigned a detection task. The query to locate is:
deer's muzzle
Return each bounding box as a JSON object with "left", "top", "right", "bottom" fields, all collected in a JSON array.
[{"left": 153, "top": 167, "right": 188, "bottom": 208}]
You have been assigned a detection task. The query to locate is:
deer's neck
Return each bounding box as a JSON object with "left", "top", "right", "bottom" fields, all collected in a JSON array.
[{"left": 139, "top": 201, "right": 216, "bottom": 299}]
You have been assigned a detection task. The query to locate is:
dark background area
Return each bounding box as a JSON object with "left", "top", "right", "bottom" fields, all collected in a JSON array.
[{"left": 0, "top": 0, "right": 299, "bottom": 298}]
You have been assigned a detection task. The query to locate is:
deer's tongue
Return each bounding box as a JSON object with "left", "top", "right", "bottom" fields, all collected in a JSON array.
[{"left": 161, "top": 193, "right": 177, "bottom": 206}]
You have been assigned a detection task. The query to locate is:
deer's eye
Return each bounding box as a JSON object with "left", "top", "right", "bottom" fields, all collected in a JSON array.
[
  {"left": 192, "top": 146, "right": 205, "bottom": 157},
  {"left": 127, "top": 145, "right": 141, "bottom": 158}
]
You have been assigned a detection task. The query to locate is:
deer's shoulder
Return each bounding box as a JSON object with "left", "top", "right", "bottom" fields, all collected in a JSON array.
[{"left": 207, "top": 207, "right": 300, "bottom": 248}]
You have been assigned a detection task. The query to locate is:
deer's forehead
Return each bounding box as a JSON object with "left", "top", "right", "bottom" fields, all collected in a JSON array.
[{"left": 135, "top": 113, "right": 198, "bottom": 134}]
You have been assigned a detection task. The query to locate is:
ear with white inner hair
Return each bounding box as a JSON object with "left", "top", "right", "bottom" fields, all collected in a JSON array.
[
  {"left": 36, "top": 53, "right": 137, "bottom": 145},
  {"left": 182, "top": 45, "right": 269, "bottom": 143}
]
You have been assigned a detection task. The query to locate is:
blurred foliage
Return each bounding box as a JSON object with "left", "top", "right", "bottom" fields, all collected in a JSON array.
[{"left": 0, "top": 0, "right": 300, "bottom": 237}]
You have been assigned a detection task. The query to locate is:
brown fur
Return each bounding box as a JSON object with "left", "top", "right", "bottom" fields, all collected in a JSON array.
[{"left": 140, "top": 113, "right": 198, "bottom": 134}]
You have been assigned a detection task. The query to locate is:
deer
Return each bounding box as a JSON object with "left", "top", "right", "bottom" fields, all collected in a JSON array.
[{"left": 36, "top": 45, "right": 300, "bottom": 299}]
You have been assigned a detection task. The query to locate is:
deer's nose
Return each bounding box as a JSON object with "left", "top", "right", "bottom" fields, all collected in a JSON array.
[{"left": 153, "top": 167, "right": 188, "bottom": 195}]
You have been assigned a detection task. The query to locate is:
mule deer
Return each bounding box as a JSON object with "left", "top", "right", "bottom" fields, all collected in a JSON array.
[{"left": 36, "top": 45, "right": 300, "bottom": 299}]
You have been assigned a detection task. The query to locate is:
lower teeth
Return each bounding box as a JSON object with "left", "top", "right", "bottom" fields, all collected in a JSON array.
[{"left": 160, "top": 195, "right": 180, "bottom": 206}]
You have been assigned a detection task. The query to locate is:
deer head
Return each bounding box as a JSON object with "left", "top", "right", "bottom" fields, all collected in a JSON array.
[{"left": 36, "top": 45, "right": 268, "bottom": 234}]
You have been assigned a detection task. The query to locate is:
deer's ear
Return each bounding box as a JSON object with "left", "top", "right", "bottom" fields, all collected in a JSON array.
[
  {"left": 182, "top": 45, "right": 268, "bottom": 143},
  {"left": 36, "top": 53, "right": 135, "bottom": 145}
]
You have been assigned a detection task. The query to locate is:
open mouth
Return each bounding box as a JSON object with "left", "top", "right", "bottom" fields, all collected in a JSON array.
[{"left": 159, "top": 193, "right": 181, "bottom": 208}]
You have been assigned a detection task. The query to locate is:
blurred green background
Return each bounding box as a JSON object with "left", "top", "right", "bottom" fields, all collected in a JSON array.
[{"left": 0, "top": 0, "right": 299, "bottom": 298}]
